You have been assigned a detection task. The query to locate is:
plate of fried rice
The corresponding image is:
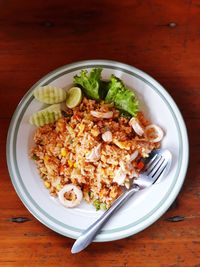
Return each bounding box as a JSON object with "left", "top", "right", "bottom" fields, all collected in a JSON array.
[{"left": 7, "top": 60, "right": 188, "bottom": 241}]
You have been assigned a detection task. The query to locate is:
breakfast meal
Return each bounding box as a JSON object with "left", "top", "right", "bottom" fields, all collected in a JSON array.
[{"left": 30, "top": 68, "right": 164, "bottom": 210}]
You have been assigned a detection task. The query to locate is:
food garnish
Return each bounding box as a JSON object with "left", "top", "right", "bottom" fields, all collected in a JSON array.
[
  {"left": 29, "top": 104, "right": 62, "bottom": 127},
  {"left": 33, "top": 85, "right": 66, "bottom": 104},
  {"left": 65, "top": 87, "right": 82, "bottom": 108}
]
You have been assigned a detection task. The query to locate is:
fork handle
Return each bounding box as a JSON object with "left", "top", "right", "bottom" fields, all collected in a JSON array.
[{"left": 71, "top": 184, "right": 140, "bottom": 253}]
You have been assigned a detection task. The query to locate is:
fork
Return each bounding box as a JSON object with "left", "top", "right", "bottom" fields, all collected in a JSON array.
[{"left": 71, "top": 149, "right": 172, "bottom": 253}]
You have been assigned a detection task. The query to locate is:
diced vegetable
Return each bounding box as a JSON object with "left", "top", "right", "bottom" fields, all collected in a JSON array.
[
  {"left": 137, "top": 161, "right": 145, "bottom": 170},
  {"left": 61, "top": 148, "right": 67, "bottom": 157},
  {"left": 93, "top": 199, "right": 101, "bottom": 210},
  {"left": 44, "top": 181, "right": 51, "bottom": 189},
  {"left": 100, "top": 202, "right": 107, "bottom": 210},
  {"left": 31, "top": 154, "right": 39, "bottom": 160},
  {"left": 56, "top": 184, "right": 61, "bottom": 191}
]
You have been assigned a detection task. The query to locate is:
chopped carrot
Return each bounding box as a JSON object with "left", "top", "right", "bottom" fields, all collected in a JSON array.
[
  {"left": 73, "top": 114, "right": 81, "bottom": 120},
  {"left": 137, "top": 161, "right": 145, "bottom": 170},
  {"left": 60, "top": 165, "right": 65, "bottom": 173}
]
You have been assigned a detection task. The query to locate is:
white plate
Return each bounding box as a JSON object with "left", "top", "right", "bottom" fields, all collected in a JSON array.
[{"left": 6, "top": 60, "right": 189, "bottom": 241}]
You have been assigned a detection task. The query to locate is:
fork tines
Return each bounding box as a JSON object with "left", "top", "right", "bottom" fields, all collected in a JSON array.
[{"left": 146, "top": 154, "right": 169, "bottom": 182}]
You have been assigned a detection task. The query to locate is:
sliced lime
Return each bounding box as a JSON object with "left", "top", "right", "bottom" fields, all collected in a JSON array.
[{"left": 66, "top": 87, "right": 82, "bottom": 108}]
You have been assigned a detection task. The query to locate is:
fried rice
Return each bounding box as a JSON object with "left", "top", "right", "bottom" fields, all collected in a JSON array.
[{"left": 30, "top": 97, "right": 161, "bottom": 210}]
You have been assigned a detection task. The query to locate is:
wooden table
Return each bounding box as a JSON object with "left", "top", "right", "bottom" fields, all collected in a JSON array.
[{"left": 1, "top": 1, "right": 199, "bottom": 266}]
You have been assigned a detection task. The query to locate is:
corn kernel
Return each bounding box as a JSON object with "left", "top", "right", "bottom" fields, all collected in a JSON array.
[
  {"left": 78, "top": 123, "right": 85, "bottom": 136},
  {"left": 74, "top": 162, "right": 77, "bottom": 168},
  {"left": 44, "top": 155, "right": 49, "bottom": 162},
  {"left": 56, "top": 184, "right": 61, "bottom": 191},
  {"left": 68, "top": 160, "right": 73, "bottom": 168},
  {"left": 61, "top": 148, "right": 67, "bottom": 157},
  {"left": 44, "top": 181, "right": 50, "bottom": 189},
  {"left": 91, "top": 127, "right": 100, "bottom": 137}
]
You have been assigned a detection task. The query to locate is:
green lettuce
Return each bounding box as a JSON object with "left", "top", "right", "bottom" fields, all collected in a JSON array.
[
  {"left": 105, "top": 75, "right": 138, "bottom": 116},
  {"left": 74, "top": 69, "right": 139, "bottom": 116},
  {"left": 74, "top": 68, "right": 102, "bottom": 100}
]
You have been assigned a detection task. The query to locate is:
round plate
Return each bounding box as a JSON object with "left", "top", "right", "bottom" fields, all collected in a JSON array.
[{"left": 6, "top": 60, "right": 189, "bottom": 241}]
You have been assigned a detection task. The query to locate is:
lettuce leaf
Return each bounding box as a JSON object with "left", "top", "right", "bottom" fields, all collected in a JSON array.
[
  {"left": 74, "top": 69, "right": 139, "bottom": 116},
  {"left": 74, "top": 68, "right": 102, "bottom": 100},
  {"left": 105, "top": 75, "right": 138, "bottom": 116}
]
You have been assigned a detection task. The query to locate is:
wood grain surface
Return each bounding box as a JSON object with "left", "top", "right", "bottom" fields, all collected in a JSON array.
[{"left": 0, "top": 0, "right": 200, "bottom": 266}]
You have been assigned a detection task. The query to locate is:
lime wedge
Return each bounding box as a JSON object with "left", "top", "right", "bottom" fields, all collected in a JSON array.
[{"left": 66, "top": 87, "right": 82, "bottom": 108}]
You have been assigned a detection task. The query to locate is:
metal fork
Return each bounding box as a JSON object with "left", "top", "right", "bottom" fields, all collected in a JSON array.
[{"left": 71, "top": 149, "right": 172, "bottom": 253}]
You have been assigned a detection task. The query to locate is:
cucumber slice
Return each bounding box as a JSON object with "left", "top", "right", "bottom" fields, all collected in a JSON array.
[
  {"left": 29, "top": 104, "right": 62, "bottom": 126},
  {"left": 33, "top": 86, "right": 66, "bottom": 104}
]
